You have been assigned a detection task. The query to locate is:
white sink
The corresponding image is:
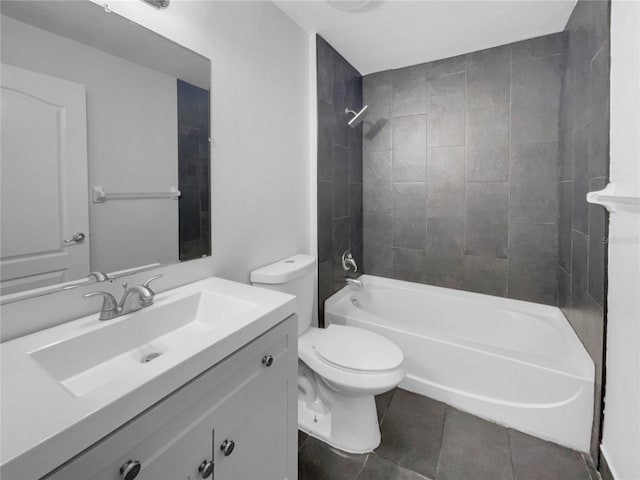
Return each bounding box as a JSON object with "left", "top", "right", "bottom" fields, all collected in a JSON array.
[
  {"left": 30, "top": 290, "right": 256, "bottom": 397},
  {"left": 1, "top": 276, "right": 296, "bottom": 480}
]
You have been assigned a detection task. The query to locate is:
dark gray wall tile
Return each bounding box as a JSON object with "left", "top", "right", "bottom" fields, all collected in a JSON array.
[
  {"left": 318, "top": 259, "right": 333, "bottom": 325},
  {"left": 589, "top": 49, "right": 610, "bottom": 179},
  {"left": 318, "top": 181, "right": 332, "bottom": 262},
  {"left": 393, "top": 248, "right": 426, "bottom": 283},
  {"left": 462, "top": 256, "right": 508, "bottom": 297},
  {"left": 393, "top": 150, "right": 426, "bottom": 183},
  {"left": 466, "top": 46, "right": 510, "bottom": 182},
  {"left": 425, "top": 55, "right": 466, "bottom": 78},
  {"left": 350, "top": 183, "right": 363, "bottom": 266},
  {"left": 510, "top": 141, "right": 559, "bottom": 223},
  {"left": 318, "top": 100, "right": 334, "bottom": 182},
  {"left": 511, "top": 32, "right": 565, "bottom": 60},
  {"left": 350, "top": 126, "right": 364, "bottom": 184},
  {"left": 465, "top": 182, "right": 509, "bottom": 258},
  {"left": 559, "top": 266, "right": 572, "bottom": 309},
  {"left": 572, "top": 126, "right": 590, "bottom": 234},
  {"left": 426, "top": 217, "right": 465, "bottom": 289},
  {"left": 559, "top": 181, "right": 573, "bottom": 272},
  {"left": 508, "top": 223, "right": 559, "bottom": 305},
  {"left": 511, "top": 53, "right": 563, "bottom": 144},
  {"left": 332, "top": 217, "right": 350, "bottom": 290},
  {"left": 363, "top": 70, "right": 392, "bottom": 89},
  {"left": 332, "top": 145, "right": 350, "bottom": 219},
  {"left": 590, "top": 1, "right": 610, "bottom": 61},
  {"left": 393, "top": 114, "right": 427, "bottom": 152},
  {"left": 559, "top": 86, "right": 575, "bottom": 181},
  {"left": 363, "top": 84, "right": 392, "bottom": 152},
  {"left": 427, "top": 71, "right": 465, "bottom": 147},
  {"left": 427, "top": 146, "right": 465, "bottom": 218},
  {"left": 438, "top": 407, "right": 512, "bottom": 480},
  {"left": 588, "top": 178, "right": 607, "bottom": 307},
  {"left": 392, "top": 64, "right": 427, "bottom": 117},
  {"left": 571, "top": 229, "right": 589, "bottom": 304},
  {"left": 426, "top": 217, "right": 465, "bottom": 259},
  {"left": 392, "top": 182, "right": 427, "bottom": 249},
  {"left": 509, "top": 429, "right": 591, "bottom": 480},
  {"left": 363, "top": 214, "right": 393, "bottom": 276},
  {"left": 363, "top": 151, "right": 392, "bottom": 214},
  {"left": 316, "top": 36, "right": 334, "bottom": 104},
  {"left": 317, "top": 37, "right": 363, "bottom": 324}
]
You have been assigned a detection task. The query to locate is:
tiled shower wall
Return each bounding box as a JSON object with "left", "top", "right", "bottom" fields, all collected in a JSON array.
[
  {"left": 362, "top": 34, "right": 564, "bottom": 305},
  {"left": 559, "top": 0, "right": 610, "bottom": 461},
  {"left": 317, "top": 36, "right": 363, "bottom": 324}
]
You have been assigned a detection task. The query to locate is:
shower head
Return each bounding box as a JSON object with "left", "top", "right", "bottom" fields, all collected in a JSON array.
[{"left": 345, "top": 105, "right": 368, "bottom": 128}]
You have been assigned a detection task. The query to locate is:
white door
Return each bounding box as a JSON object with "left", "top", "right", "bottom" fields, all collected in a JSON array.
[{"left": 1, "top": 64, "right": 90, "bottom": 295}]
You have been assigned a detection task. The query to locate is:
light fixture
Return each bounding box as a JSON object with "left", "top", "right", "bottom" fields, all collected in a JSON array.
[{"left": 141, "top": 0, "right": 169, "bottom": 9}]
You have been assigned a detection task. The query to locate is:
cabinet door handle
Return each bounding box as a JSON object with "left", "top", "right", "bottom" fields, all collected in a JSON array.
[
  {"left": 198, "top": 459, "right": 214, "bottom": 478},
  {"left": 220, "top": 439, "right": 235, "bottom": 456},
  {"left": 262, "top": 355, "right": 274, "bottom": 367},
  {"left": 119, "top": 460, "right": 141, "bottom": 480}
]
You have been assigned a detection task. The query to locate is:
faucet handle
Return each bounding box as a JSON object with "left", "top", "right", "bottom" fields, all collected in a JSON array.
[
  {"left": 83, "top": 291, "right": 119, "bottom": 320},
  {"left": 142, "top": 274, "right": 164, "bottom": 294}
]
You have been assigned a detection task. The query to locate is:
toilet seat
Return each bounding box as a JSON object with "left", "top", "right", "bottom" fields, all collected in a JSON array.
[
  {"left": 299, "top": 326, "right": 405, "bottom": 394},
  {"left": 313, "top": 325, "right": 404, "bottom": 372}
]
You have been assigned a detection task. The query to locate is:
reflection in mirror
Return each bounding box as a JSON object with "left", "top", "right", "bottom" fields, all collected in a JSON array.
[{"left": 0, "top": 1, "right": 211, "bottom": 298}]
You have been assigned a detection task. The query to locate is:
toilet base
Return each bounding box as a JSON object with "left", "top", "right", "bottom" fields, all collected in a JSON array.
[{"left": 298, "top": 383, "right": 381, "bottom": 454}]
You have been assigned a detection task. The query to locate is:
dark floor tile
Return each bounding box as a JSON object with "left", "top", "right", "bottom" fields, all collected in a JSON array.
[
  {"left": 509, "top": 429, "right": 590, "bottom": 480},
  {"left": 299, "top": 430, "right": 308, "bottom": 450},
  {"left": 375, "top": 388, "right": 397, "bottom": 425},
  {"left": 437, "top": 407, "right": 513, "bottom": 480},
  {"left": 376, "top": 389, "right": 446, "bottom": 479},
  {"left": 358, "top": 454, "right": 432, "bottom": 480},
  {"left": 299, "top": 436, "right": 368, "bottom": 480}
]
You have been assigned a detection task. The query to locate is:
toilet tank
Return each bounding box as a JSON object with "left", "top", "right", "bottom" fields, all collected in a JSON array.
[{"left": 250, "top": 254, "right": 315, "bottom": 333}]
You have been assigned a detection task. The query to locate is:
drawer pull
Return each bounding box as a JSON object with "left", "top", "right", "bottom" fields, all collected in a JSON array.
[
  {"left": 198, "top": 459, "right": 214, "bottom": 478},
  {"left": 119, "top": 460, "right": 141, "bottom": 480},
  {"left": 220, "top": 439, "right": 235, "bottom": 456},
  {"left": 262, "top": 355, "right": 274, "bottom": 367}
]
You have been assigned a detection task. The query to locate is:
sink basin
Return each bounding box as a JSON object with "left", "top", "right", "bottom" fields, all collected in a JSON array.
[{"left": 30, "top": 291, "right": 256, "bottom": 397}]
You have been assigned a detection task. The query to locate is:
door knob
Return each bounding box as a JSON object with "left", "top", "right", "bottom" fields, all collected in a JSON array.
[
  {"left": 220, "top": 439, "right": 235, "bottom": 456},
  {"left": 262, "top": 355, "right": 274, "bottom": 367},
  {"left": 119, "top": 460, "right": 141, "bottom": 480},
  {"left": 63, "top": 232, "right": 86, "bottom": 245},
  {"left": 198, "top": 459, "right": 214, "bottom": 478}
]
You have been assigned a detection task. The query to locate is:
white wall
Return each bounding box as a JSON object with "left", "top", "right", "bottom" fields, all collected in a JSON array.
[
  {"left": 99, "top": 0, "right": 311, "bottom": 283},
  {"left": 1, "top": 15, "right": 179, "bottom": 274},
  {"left": 600, "top": 1, "right": 640, "bottom": 479}
]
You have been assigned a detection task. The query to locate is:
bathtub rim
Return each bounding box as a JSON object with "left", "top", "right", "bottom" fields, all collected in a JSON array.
[{"left": 325, "top": 274, "right": 594, "bottom": 381}]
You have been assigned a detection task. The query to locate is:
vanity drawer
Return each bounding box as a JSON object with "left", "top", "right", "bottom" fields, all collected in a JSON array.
[{"left": 44, "top": 316, "right": 296, "bottom": 480}]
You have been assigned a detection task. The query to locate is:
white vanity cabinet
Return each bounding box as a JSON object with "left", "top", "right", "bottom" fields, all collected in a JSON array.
[{"left": 44, "top": 316, "right": 297, "bottom": 480}]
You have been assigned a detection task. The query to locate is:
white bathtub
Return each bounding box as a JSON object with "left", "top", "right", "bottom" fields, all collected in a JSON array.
[{"left": 324, "top": 275, "right": 594, "bottom": 452}]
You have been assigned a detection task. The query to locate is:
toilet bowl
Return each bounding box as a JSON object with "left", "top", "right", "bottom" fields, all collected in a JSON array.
[{"left": 250, "top": 254, "right": 405, "bottom": 453}]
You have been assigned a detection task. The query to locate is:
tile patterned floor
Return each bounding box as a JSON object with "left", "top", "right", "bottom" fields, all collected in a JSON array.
[{"left": 298, "top": 389, "right": 600, "bottom": 480}]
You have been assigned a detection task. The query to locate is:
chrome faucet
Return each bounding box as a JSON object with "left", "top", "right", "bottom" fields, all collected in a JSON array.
[
  {"left": 83, "top": 274, "right": 163, "bottom": 321},
  {"left": 345, "top": 277, "right": 363, "bottom": 289},
  {"left": 341, "top": 250, "right": 358, "bottom": 273},
  {"left": 88, "top": 271, "right": 110, "bottom": 282}
]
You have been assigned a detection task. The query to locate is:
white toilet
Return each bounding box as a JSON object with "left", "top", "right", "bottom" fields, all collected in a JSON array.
[{"left": 251, "top": 254, "right": 405, "bottom": 454}]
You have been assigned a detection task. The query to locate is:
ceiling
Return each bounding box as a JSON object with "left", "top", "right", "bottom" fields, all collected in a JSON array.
[{"left": 273, "top": 0, "right": 577, "bottom": 75}]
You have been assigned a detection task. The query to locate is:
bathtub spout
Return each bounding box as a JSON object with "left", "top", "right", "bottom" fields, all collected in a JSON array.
[{"left": 345, "top": 277, "right": 363, "bottom": 289}]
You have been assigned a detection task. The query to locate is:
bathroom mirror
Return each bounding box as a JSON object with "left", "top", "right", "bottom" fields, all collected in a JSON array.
[{"left": 0, "top": 1, "right": 211, "bottom": 299}]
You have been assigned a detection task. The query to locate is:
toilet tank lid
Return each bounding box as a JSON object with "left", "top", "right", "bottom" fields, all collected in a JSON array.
[{"left": 250, "top": 254, "right": 316, "bottom": 284}]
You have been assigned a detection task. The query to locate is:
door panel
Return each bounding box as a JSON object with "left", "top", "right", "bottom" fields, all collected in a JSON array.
[{"left": 1, "top": 64, "right": 89, "bottom": 294}]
